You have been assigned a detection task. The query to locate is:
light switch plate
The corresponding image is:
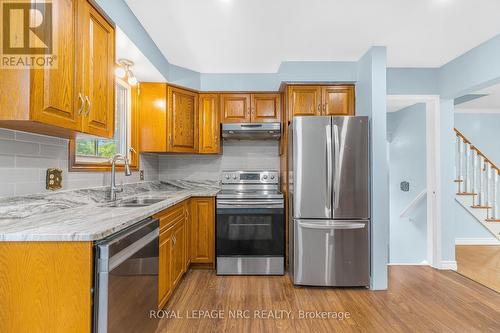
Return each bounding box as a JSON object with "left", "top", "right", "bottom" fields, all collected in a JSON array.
[
  {"left": 139, "top": 170, "right": 145, "bottom": 181},
  {"left": 46, "top": 168, "right": 63, "bottom": 190}
]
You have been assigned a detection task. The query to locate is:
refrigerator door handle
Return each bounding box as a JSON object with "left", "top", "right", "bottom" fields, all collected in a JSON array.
[
  {"left": 298, "top": 221, "right": 366, "bottom": 230},
  {"left": 326, "top": 124, "right": 333, "bottom": 212},
  {"left": 333, "top": 124, "right": 341, "bottom": 209}
]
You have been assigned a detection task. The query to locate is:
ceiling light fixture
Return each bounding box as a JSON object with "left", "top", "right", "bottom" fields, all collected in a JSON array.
[{"left": 115, "top": 59, "right": 137, "bottom": 86}]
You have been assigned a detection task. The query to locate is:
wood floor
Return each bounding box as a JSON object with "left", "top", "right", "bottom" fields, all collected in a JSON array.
[
  {"left": 456, "top": 245, "right": 500, "bottom": 293},
  {"left": 157, "top": 266, "right": 500, "bottom": 333}
]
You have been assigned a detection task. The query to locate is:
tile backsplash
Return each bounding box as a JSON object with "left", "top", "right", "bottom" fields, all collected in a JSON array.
[
  {"left": 159, "top": 140, "right": 280, "bottom": 181},
  {"left": 0, "top": 128, "right": 159, "bottom": 197}
]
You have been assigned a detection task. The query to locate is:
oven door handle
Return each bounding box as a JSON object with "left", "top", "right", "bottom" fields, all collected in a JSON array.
[{"left": 217, "top": 200, "right": 284, "bottom": 209}]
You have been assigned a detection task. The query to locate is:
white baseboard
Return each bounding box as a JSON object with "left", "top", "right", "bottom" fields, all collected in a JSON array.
[
  {"left": 439, "top": 261, "right": 457, "bottom": 271},
  {"left": 388, "top": 260, "right": 429, "bottom": 266},
  {"left": 455, "top": 238, "right": 500, "bottom": 245}
]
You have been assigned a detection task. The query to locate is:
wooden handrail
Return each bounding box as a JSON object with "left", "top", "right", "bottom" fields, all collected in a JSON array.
[{"left": 454, "top": 128, "right": 499, "bottom": 173}]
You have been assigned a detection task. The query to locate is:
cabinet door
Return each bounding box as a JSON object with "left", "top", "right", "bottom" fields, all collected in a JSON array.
[
  {"left": 198, "top": 94, "right": 220, "bottom": 154},
  {"left": 288, "top": 86, "right": 322, "bottom": 118},
  {"left": 31, "top": 0, "right": 80, "bottom": 131},
  {"left": 322, "top": 86, "right": 355, "bottom": 116},
  {"left": 220, "top": 94, "right": 251, "bottom": 123},
  {"left": 79, "top": 0, "right": 115, "bottom": 138},
  {"left": 251, "top": 93, "right": 281, "bottom": 123},
  {"left": 158, "top": 227, "right": 173, "bottom": 309},
  {"left": 190, "top": 198, "right": 215, "bottom": 264},
  {"left": 171, "top": 219, "right": 186, "bottom": 288},
  {"left": 167, "top": 86, "right": 198, "bottom": 153},
  {"left": 139, "top": 83, "right": 167, "bottom": 152}
]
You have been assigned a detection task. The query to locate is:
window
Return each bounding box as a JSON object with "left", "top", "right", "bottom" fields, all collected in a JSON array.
[{"left": 69, "top": 79, "right": 139, "bottom": 171}]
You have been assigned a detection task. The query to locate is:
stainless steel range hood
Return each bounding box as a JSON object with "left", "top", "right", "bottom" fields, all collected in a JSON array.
[{"left": 221, "top": 123, "right": 281, "bottom": 140}]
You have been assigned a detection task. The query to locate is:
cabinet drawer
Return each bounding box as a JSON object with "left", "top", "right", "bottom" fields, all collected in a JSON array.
[{"left": 155, "top": 202, "right": 186, "bottom": 232}]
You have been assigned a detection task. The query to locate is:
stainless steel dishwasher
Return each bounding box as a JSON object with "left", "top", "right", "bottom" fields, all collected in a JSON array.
[{"left": 94, "top": 217, "right": 160, "bottom": 333}]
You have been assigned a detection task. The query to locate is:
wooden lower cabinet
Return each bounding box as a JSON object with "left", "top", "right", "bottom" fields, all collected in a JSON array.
[
  {"left": 190, "top": 197, "right": 215, "bottom": 264},
  {"left": 0, "top": 242, "right": 93, "bottom": 333},
  {"left": 158, "top": 227, "right": 174, "bottom": 308},
  {"left": 171, "top": 219, "right": 187, "bottom": 286},
  {"left": 156, "top": 197, "right": 215, "bottom": 309}
]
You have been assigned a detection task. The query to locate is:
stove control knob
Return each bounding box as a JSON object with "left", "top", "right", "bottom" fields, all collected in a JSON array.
[
  {"left": 233, "top": 175, "right": 237, "bottom": 180},
  {"left": 270, "top": 175, "right": 275, "bottom": 180},
  {"left": 225, "top": 175, "right": 230, "bottom": 180},
  {"left": 263, "top": 175, "right": 268, "bottom": 180}
]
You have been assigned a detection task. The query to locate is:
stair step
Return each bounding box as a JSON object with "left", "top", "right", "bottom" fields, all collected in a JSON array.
[
  {"left": 485, "top": 219, "right": 500, "bottom": 223},
  {"left": 457, "top": 192, "right": 477, "bottom": 196},
  {"left": 471, "top": 205, "right": 492, "bottom": 209}
]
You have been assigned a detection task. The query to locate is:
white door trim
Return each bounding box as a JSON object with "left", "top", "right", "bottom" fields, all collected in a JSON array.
[{"left": 386, "top": 95, "right": 442, "bottom": 269}]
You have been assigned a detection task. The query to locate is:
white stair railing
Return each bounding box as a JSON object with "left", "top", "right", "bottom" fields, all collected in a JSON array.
[
  {"left": 400, "top": 189, "right": 427, "bottom": 220},
  {"left": 455, "top": 128, "right": 500, "bottom": 221}
]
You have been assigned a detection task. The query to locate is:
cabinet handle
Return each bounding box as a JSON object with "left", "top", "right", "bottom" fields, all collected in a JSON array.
[
  {"left": 323, "top": 103, "right": 326, "bottom": 113},
  {"left": 77, "top": 93, "right": 84, "bottom": 115},
  {"left": 84, "top": 96, "right": 91, "bottom": 117},
  {"left": 317, "top": 104, "right": 321, "bottom": 113},
  {"left": 172, "top": 235, "right": 176, "bottom": 245},
  {"left": 169, "top": 135, "right": 172, "bottom": 146}
]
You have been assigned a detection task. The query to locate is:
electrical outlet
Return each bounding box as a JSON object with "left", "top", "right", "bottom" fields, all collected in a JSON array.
[
  {"left": 46, "top": 168, "right": 63, "bottom": 190},
  {"left": 139, "top": 170, "right": 145, "bottom": 181}
]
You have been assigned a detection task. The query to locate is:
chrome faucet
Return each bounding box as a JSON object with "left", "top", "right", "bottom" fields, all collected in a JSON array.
[{"left": 109, "top": 154, "right": 132, "bottom": 201}]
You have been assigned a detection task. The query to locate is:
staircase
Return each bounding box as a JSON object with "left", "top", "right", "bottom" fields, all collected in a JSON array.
[{"left": 455, "top": 129, "right": 500, "bottom": 240}]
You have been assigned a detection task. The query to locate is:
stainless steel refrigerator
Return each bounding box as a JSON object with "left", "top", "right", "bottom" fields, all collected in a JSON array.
[{"left": 288, "top": 116, "right": 370, "bottom": 287}]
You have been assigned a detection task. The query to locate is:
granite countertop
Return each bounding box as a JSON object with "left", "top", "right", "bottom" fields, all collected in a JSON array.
[{"left": 0, "top": 180, "right": 220, "bottom": 242}]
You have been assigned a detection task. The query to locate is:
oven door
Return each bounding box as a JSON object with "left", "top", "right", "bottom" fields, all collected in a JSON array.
[{"left": 216, "top": 199, "right": 284, "bottom": 257}]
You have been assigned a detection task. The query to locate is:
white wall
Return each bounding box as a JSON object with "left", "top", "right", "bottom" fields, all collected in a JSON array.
[
  {"left": 0, "top": 128, "right": 159, "bottom": 197},
  {"left": 387, "top": 103, "right": 427, "bottom": 264},
  {"left": 159, "top": 140, "right": 280, "bottom": 181}
]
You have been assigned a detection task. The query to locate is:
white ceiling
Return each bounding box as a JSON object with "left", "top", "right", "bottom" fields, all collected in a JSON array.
[
  {"left": 455, "top": 83, "right": 500, "bottom": 111},
  {"left": 115, "top": 27, "right": 166, "bottom": 82},
  {"left": 125, "top": 0, "right": 500, "bottom": 73}
]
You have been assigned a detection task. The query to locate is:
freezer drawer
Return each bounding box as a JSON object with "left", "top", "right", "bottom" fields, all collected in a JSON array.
[{"left": 293, "top": 219, "right": 369, "bottom": 287}]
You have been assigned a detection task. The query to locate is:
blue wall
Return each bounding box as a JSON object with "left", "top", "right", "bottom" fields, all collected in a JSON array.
[
  {"left": 454, "top": 113, "right": 500, "bottom": 164},
  {"left": 387, "top": 68, "right": 439, "bottom": 95},
  {"left": 454, "top": 203, "right": 493, "bottom": 239},
  {"left": 199, "top": 61, "right": 358, "bottom": 91},
  {"left": 357, "top": 47, "right": 389, "bottom": 290},
  {"left": 387, "top": 104, "right": 427, "bottom": 264}
]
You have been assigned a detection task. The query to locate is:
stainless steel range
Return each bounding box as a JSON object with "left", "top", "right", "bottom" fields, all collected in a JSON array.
[{"left": 216, "top": 170, "right": 284, "bottom": 275}]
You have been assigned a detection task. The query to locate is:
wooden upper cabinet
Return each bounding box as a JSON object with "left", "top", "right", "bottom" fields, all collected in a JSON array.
[
  {"left": 0, "top": 0, "right": 115, "bottom": 139},
  {"left": 31, "top": 0, "right": 80, "bottom": 131},
  {"left": 79, "top": 0, "right": 115, "bottom": 138},
  {"left": 322, "top": 86, "right": 355, "bottom": 116},
  {"left": 287, "top": 85, "right": 355, "bottom": 119},
  {"left": 167, "top": 86, "right": 198, "bottom": 153},
  {"left": 190, "top": 197, "right": 215, "bottom": 264},
  {"left": 288, "top": 86, "right": 322, "bottom": 117},
  {"left": 220, "top": 94, "right": 251, "bottom": 123},
  {"left": 139, "top": 83, "right": 167, "bottom": 152},
  {"left": 220, "top": 93, "right": 281, "bottom": 123},
  {"left": 199, "top": 94, "right": 220, "bottom": 154},
  {"left": 251, "top": 93, "right": 281, "bottom": 122}
]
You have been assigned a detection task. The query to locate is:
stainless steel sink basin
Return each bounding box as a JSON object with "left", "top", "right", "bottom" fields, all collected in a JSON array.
[{"left": 105, "top": 197, "right": 169, "bottom": 207}]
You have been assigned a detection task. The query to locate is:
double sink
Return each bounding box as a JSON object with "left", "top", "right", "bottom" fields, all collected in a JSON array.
[{"left": 103, "top": 196, "right": 170, "bottom": 208}]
